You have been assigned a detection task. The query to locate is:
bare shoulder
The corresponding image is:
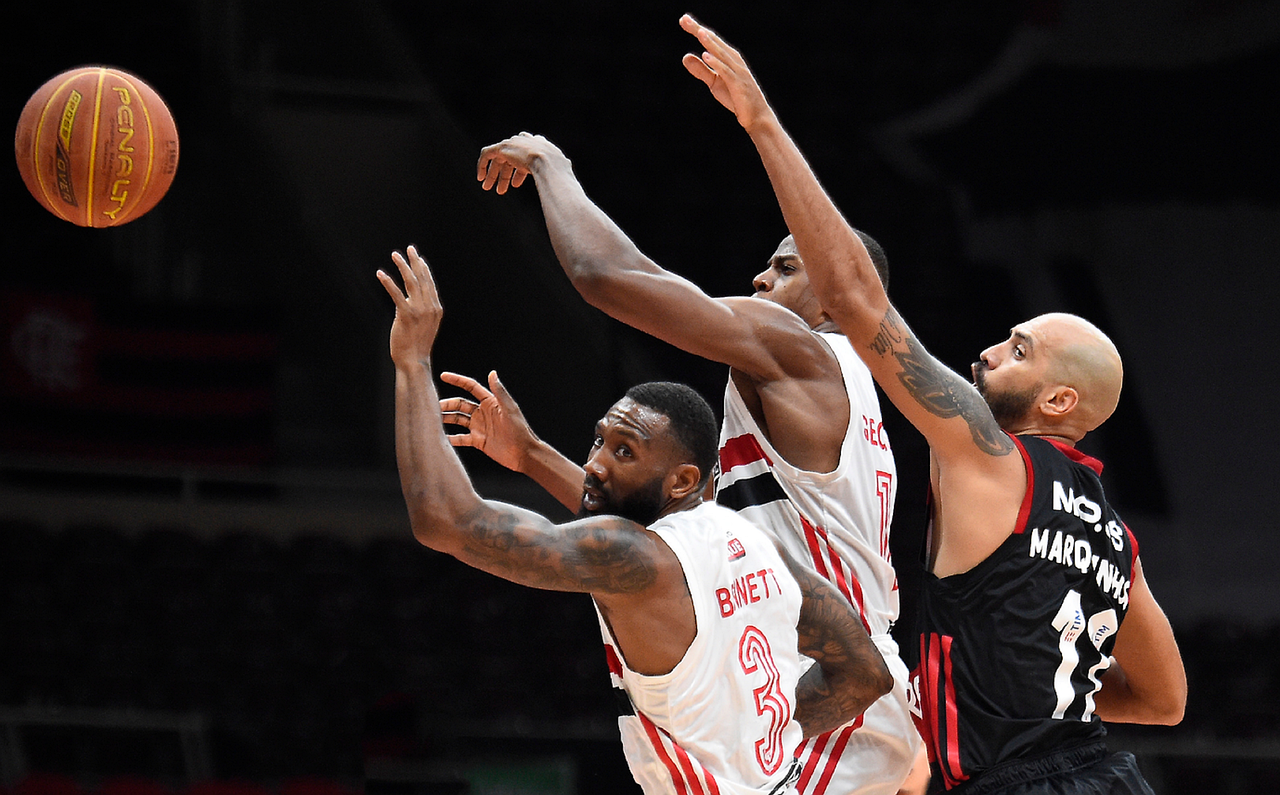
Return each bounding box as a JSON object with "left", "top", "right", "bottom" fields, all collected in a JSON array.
[{"left": 719, "top": 295, "right": 838, "bottom": 373}]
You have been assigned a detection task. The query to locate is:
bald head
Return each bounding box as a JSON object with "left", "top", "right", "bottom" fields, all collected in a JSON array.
[{"left": 1030, "top": 313, "right": 1124, "bottom": 433}]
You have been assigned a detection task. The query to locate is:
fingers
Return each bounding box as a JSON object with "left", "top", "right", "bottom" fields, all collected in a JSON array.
[
  {"left": 679, "top": 13, "right": 719, "bottom": 60},
  {"left": 382, "top": 245, "right": 443, "bottom": 323},
  {"left": 441, "top": 371, "right": 493, "bottom": 401},
  {"left": 440, "top": 397, "right": 477, "bottom": 429},
  {"left": 404, "top": 245, "right": 441, "bottom": 305},
  {"left": 479, "top": 158, "right": 521, "bottom": 195},
  {"left": 498, "top": 164, "right": 516, "bottom": 195},
  {"left": 477, "top": 145, "right": 498, "bottom": 182},
  {"left": 478, "top": 146, "right": 505, "bottom": 192},
  {"left": 388, "top": 249, "right": 415, "bottom": 297},
  {"left": 479, "top": 156, "right": 503, "bottom": 192},
  {"left": 477, "top": 135, "right": 546, "bottom": 194},
  {"left": 487, "top": 370, "right": 522, "bottom": 412},
  {"left": 681, "top": 52, "right": 715, "bottom": 87},
  {"left": 375, "top": 269, "right": 405, "bottom": 306},
  {"left": 487, "top": 370, "right": 507, "bottom": 398},
  {"left": 478, "top": 143, "right": 517, "bottom": 194},
  {"left": 439, "top": 396, "right": 479, "bottom": 414},
  {"left": 681, "top": 13, "right": 736, "bottom": 61},
  {"left": 680, "top": 14, "right": 743, "bottom": 77}
]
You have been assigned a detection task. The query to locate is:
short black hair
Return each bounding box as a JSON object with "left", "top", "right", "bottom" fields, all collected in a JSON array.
[
  {"left": 624, "top": 382, "right": 718, "bottom": 488},
  {"left": 853, "top": 228, "right": 890, "bottom": 291}
]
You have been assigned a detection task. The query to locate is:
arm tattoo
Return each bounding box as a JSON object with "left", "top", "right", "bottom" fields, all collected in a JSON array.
[
  {"left": 455, "top": 506, "right": 659, "bottom": 594},
  {"left": 793, "top": 566, "right": 889, "bottom": 737},
  {"left": 868, "top": 308, "right": 1014, "bottom": 456}
]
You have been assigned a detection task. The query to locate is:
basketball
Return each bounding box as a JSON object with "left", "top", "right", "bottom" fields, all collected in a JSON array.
[{"left": 14, "top": 66, "right": 179, "bottom": 227}]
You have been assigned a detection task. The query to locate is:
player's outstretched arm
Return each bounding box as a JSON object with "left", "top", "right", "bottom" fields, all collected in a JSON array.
[
  {"left": 379, "top": 246, "right": 669, "bottom": 595},
  {"left": 1092, "top": 559, "right": 1187, "bottom": 725},
  {"left": 476, "top": 132, "right": 817, "bottom": 381},
  {"left": 440, "top": 369, "right": 586, "bottom": 513},
  {"left": 782, "top": 543, "right": 893, "bottom": 738},
  {"left": 680, "top": 15, "right": 1015, "bottom": 468}
]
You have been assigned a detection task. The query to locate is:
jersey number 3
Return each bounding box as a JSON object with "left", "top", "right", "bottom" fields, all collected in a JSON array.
[{"left": 739, "top": 625, "right": 792, "bottom": 775}]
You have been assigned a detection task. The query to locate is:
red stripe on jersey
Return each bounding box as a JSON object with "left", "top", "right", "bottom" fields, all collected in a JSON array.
[
  {"left": 918, "top": 635, "right": 942, "bottom": 783},
  {"left": 671, "top": 735, "right": 715, "bottom": 795},
  {"left": 931, "top": 632, "right": 967, "bottom": 788},
  {"left": 1046, "top": 437, "right": 1105, "bottom": 475},
  {"left": 604, "top": 643, "right": 624, "bottom": 678},
  {"left": 809, "top": 719, "right": 862, "bottom": 795},
  {"left": 794, "top": 731, "right": 831, "bottom": 792},
  {"left": 801, "top": 515, "right": 871, "bottom": 634},
  {"left": 801, "top": 516, "right": 834, "bottom": 583},
  {"left": 919, "top": 632, "right": 969, "bottom": 790},
  {"left": 940, "top": 634, "right": 966, "bottom": 788},
  {"left": 637, "top": 711, "right": 693, "bottom": 795},
  {"left": 1010, "top": 434, "right": 1036, "bottom": 534},
  {"left": 719, "top": 434, "right": 772, "bottom": 472},
  {"left": 843, "top": 569, "right": 871, "bottom": 635},
  {"left": 1124, "top": 523, "right": 1139, "bottom": 561}
]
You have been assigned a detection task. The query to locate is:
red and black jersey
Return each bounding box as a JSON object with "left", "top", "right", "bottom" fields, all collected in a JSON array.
[{"left": 906, "top": 434, "right": 1139, "bottom": 791}]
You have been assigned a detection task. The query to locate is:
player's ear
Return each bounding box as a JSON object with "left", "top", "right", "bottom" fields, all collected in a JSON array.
[
  {"left": 1041, "top": 385, "right": 1079, "bottom": 417},
  {"left": 667, "top": 463, "right": 704, "bottom": 501}
]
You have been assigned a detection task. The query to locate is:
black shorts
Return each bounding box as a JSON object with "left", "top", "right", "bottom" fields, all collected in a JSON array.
[{"left": 938, "top": 742, "right": 1155, "bottom": 795}]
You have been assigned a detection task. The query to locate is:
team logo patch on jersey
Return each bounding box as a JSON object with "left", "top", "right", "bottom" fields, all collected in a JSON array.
[{"left": 727, "top": 535, "right": 746, "bottom": 560}]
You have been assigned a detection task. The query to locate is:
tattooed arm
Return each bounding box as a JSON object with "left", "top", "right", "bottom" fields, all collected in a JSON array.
[
  {"left": 681, "top": 17, "right": 1029, "bottom": 573},
  {"left": 781, "top": 543, "right": 892, "bottom": 738},
  {"left": 378, "top": 245, "right": 679, "bottom": 597},
  {"left": 681, "top": 16, "right": 1013, "bottom": 462}
]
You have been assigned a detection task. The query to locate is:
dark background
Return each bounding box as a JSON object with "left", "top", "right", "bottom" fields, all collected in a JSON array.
[{"left": 2, "top": 1, "right": 1277, "bottom": 792}]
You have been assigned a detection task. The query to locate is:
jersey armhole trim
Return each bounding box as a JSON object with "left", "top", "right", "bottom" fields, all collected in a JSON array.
[{"left": 1010, "top": 433, "right": 1035, "bottom": 535}]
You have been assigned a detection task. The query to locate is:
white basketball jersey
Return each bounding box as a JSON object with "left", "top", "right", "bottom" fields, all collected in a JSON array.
[
  {"left": 717, "top": 331, "right": 899, "bottom": 637},
  {"left": 596, "top": 502, "right": 807, "bottom": 795},
  {"left": 716, "top": 332, "right": 922, "bottom": 795}
]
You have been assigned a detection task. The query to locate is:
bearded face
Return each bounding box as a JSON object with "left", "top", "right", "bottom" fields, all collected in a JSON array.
[
  {"left": 577, "top": 472, "right": 667, "bottom": 526},
  {"left": 974, "top": 362, "right": 1041, "bottom": 428}
]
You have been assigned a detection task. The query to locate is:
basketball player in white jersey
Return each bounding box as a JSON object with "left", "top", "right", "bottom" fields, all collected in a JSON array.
[
  {"left": 458, "top": 132, "right": 925, "bottom": 794},
  {"left": 378, "top": 245, "right": 893, "bottom": 795}
]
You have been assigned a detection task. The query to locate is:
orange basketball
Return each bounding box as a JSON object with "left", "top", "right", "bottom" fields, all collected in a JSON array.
[{"left": 14, "top": 66, "right": 179, "bottom": 227}]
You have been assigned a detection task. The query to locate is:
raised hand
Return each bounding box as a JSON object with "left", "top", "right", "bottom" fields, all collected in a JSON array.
[
  {"left": 377, "top": 245, "right": 443, "bottom": 366},
  {"left": 439, "top": 370, "right": 537, "bottom": 472},
  {"left": 679, "top": 14, "right": 776, "bottom": 133},
  {"left": 477, "top": 132, "right": 569, "bottom": 195}
]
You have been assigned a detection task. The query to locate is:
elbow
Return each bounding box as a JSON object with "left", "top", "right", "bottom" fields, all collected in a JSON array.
[
  {"left": 1158, "top": 705, "right": 1186, "bottom": 727},
  {"left": 1122, "top": 679, "right": 1187, "bottom": 726},
  {"left": 1153, "top": 688, "right": 1187, "bottom": 726},
  {"left": 563, "top": 259, "right": 633, "bottom": 314},
  {"left": 870, "top": 655, "right": 894, "bottom": 702},
  {"left": 409, "top": 518, "right": 436, "bottom": 548},
  {"left": 1143, "top": 664, "right": 1189, "bottom": 726},
  {"left": 566, "top": 264, "right": 608, "bottom": 301},
  {"left": 842, "top": 651, "right": 893, "bottom": 723},
  {"left": 403, "top": 498, "right": 462, "bottom": 555},
  {"left": 408, "top": 514, "right": 444, "bottom": 552},
  {"left": 815, "top": 281, "right": 886, "bottom": 334}
]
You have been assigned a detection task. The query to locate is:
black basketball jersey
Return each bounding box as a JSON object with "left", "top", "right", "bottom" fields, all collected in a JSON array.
[{"left": 906, "top": 434, "right": 1139, "bottom": 791}]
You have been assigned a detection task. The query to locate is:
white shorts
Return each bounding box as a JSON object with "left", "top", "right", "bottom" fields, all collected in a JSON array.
[{"left": 793, "top": 635, "right": 923, "bottom": 795}]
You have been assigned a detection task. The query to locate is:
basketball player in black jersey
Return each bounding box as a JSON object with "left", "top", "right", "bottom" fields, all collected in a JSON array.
[{"left": 674, "top": 13, "right": 1187, "bottom": 795}]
